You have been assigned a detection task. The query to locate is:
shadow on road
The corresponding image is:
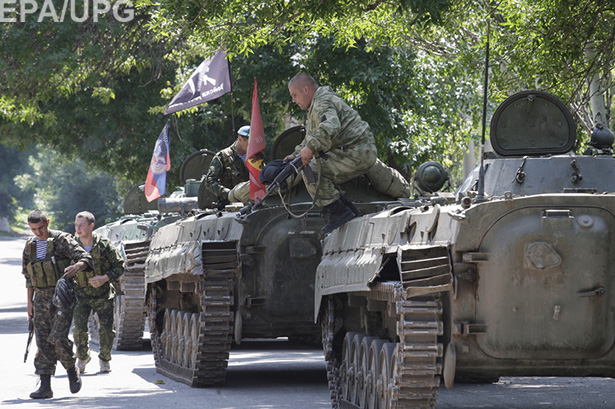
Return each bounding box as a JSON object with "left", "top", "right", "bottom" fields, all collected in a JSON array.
[
  {"left": 0, "top": 259, "right": 23, "bottom": 266},
  {"left": 437, "top": 376, "right": 615, "bottom": 408},
  {"left": 0, "top": 304, "right": 29, "bottom": 335},
  {"left": 127, "top": 338, "right": 327, "bottom": 391}
]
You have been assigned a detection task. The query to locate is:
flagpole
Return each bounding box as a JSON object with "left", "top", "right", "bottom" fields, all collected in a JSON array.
[
  {"left": 172, "top": 115, "right": 182, "bottom": 141},
  {"left": 228, "top": 57, "right": 236, "bottom": 132},
  {"left": 230, "top": 91, "right": 236, "bottom": 133}
]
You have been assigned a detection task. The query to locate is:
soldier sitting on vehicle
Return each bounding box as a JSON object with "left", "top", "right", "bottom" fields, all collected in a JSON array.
[
  {"left": 286, "top": 73, "right": 378, "bottom": 234},
  {"left": 203, "top": 125, "right": 252, "bottom": 207},
  {"left": 285, "top": 73, "right": 411, "bottom": 234}
]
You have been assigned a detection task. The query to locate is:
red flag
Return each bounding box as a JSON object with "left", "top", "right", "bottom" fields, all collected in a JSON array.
[
  {"left": 164, "top": 50, "right": 232, "bottom": 115},
  {"left": 246, "top": 78, "right": 267, "bottom": 200},
  {"left": 144, "top": 122, "right": 171, "bottom": 202}
]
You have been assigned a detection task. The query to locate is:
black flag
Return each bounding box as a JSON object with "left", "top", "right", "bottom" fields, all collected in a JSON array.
[{"left": 164, "top": 50, "right": 232, "bottom": 115}]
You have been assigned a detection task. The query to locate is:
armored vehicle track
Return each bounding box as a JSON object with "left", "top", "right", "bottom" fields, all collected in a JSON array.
[
  {"left": 322, "top": 288, "right": 443, "bottom": 409},
  {"left": 112, "top": 240, "right": 149, "bottom": 349},
  {"left": 87, "top": 239, "right": 149, "bottom": 349},
  {"left": 148, "top": 243, "right": 237, "bottom": 386}
]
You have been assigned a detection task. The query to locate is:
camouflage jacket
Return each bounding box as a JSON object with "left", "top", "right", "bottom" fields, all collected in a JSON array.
[
  {"left": 74, "top": 232, "right": 125, "bottom": 299},
  {"left": 22, "top": 229, "right": 93, "bottom": 289},
  {"left": 203, "top": 142, "right": 249, "bottom": 201},
  {"left": 294, "top": 86, "right": 375, "bottom": 156}
]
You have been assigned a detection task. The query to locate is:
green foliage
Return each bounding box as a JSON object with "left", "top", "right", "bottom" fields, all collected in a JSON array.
[
  {"left": 142, "top": 0, "right": 451, "bottom": 57},
  {"left": 485, "top": 0, "right": 615, "bottom": 133},
  {"left": 0, "top": 0, "right": 463, "bottom": 200},
  {"left": 0, "top": 8, "right": 165, "bottom": 120},
  {"left": 17, "top": 149, "right": 123, "bottom": 232},
  {"left": 0, "top": 7, "right": 180, "bottom": 186},
  {"left": 4, "top": 0, "right": 615, "bottom": 211},
  {"left": 0, "top": 144, "right": 35, "bottom": 220}
]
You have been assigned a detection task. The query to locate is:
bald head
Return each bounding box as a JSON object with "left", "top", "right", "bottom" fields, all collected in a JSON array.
[
  {"left": 289, "top": 73, "right": 319, "bottom": 110},
  {"left": 289, "top": 73, "right": 319, "bottom": 90}
]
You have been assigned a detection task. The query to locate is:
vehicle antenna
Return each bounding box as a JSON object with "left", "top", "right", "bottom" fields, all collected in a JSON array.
[{"left": 476, "top": 20, "right": 490, "bottom": 201}]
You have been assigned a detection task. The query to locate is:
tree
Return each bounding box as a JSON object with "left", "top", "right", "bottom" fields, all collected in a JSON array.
[
  {"left": 484, "top": 0, "right": 615, "bottom": 136},
  {"left": 5, "top": 0, "right": 615, "bottom": 203},
  {"left": 17, "top": 149, "right": 123, "bottom": 232},
  {"left": 1, "top": 1, "right": 463, "bottom": 192},
  {"left": 0, "top": 143, "right": 34, "bottom": 229},
  {"left": 142, "top": 0, "right": 451, "bottom": 57}
]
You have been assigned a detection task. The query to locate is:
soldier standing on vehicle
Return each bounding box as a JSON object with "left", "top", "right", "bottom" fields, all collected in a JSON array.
[
  {"left": 203, "top": 125, "right": 251, "bottom": 206},
  {"left": 72, "top": 211, "right": 125, "bottom": 374},
  {"left": 22, "top": 209, "right": 93, "bottom": 399},
  {"left": 286, "top": 72, "right": 378, "bottom": 234}
]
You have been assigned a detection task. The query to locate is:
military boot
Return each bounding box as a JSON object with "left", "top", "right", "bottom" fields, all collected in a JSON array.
[
  {"left": 30, "top": 374, "right": 53, "bottom": 399},
  {"left": 100, "top": 358, "right": 111, "bottom": 373},
  {"left": 321, "top": 199, "right": 357, "bottom": 235},
  {"left": 340, "top": 195, "right": 360, "bottom": 217},
  {"left": 77, "top": 356, "right": 91, "bottom": 374},
  {"left": 67, "top": 366, "right": 82, "bottom": 394}
]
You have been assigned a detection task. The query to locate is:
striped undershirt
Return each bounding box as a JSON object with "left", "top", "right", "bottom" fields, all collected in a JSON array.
[{"left": 36, "top": 240, "right": 48, "bottom": 259}]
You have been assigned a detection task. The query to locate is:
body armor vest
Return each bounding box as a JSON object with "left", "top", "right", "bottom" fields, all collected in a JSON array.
[
  {"left": 74, "top": 244, "right": 108, "bottom": 288},
  {"left": 26, "top": 238, "right": 71, "bottom": 288}
]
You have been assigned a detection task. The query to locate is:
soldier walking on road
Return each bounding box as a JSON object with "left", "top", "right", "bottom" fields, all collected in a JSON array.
[
  {"left": 72, "top": 211, "right": 125, "bottom": 374},
  {"left": 22, "top": 209, "right": 93, "bottom": 399}
]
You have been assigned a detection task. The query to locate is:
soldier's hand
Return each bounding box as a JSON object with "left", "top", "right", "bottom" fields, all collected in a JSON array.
[
  {"left": 63, "top": 265, "right": 78, "bottom": 278},
  {"left": 299, "top": 146, "right": 314, "bottom": 166},
  {"left": 283, "top": 154, "right": 296, "bottom": 162},
  {"left": 63, "top": 261, "right": 87, "bottom": 278},
  {"left": 89, "top": 275, "right": 110, "bottom": 288}
]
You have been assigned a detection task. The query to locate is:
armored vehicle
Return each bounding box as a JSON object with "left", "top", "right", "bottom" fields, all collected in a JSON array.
[
  {"left": 90, "top": 150, "right": 215, "bottom": 349},
  {"left": 92, "top": 212, "right": 167, "bottom": 349},
  {"left": 315, "top": 90, "right": 615, "bottom": 408},
  {"left": 143, "top": 126, "right": 409, "bottom": 386}
]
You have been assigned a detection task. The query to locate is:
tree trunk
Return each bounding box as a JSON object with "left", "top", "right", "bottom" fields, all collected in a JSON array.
[{"left": 584, "top": 42, "right": 608, "bottom": 128}]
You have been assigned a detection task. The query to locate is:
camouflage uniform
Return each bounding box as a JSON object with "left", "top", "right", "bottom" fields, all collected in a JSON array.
[
  {"left": 294, "top": 86, "right": 378, "bottom": 206},
  {"left": 228, "top": 180, "right": 250, "bottom": 203},
  {"left": 73, "top": 232, "right": 125, "bottom": 363},
  {"left": 203, "top": 143, "right": 249, "bottom": 203},
  {"left": 22, "top": 230, "right": 93, "bottom": 375}
]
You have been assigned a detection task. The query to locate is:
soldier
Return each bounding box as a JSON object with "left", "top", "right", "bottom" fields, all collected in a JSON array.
[
  {"left": 72, "top": 211, "right": 125, "bottom": 374},
  {"left": 203, "top": 125, "right": 251, "bottom": 206},
  {"left": 286, "top": 72, "right": 378, "bottom": 234},
  {"left": 23, "top": 209, "right": 93, "bottom": 399}
]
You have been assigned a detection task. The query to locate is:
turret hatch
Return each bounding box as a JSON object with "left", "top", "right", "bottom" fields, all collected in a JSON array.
[{"left": 490, "top": 90, "right": 576, "bottom": 156}]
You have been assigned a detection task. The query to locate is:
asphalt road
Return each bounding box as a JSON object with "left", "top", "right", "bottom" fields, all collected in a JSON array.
[{"left": 1, "top": 235, "right": 614, "bottom": 408}]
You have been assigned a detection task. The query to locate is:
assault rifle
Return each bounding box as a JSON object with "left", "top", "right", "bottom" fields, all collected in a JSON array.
[
  {"left": 24, "top": 315, "right": 34, "bottom": 363},
  {"left": 240, "top": 156, "right": 316, "bottom": 215}
]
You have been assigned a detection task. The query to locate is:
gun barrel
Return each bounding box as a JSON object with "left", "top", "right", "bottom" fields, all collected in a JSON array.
[
  {"left": 158, "top": 197, "right": 199, "bottom": 213},
  {"left": 24, "top": 321, "right": 34, "bottom": 363}
]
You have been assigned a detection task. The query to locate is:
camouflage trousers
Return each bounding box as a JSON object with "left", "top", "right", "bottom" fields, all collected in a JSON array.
[
  {"left": 32, "top": 288, "right": 76, "bottom": 375},
  {"left": 73, "top": 296, "right": 115, "bottom": 362},
  {"left": 303, "top": 142, "right": 378, "bottom": 207},
  {"left": 228, "top": 181, "right": 250, "bottom": 203}
]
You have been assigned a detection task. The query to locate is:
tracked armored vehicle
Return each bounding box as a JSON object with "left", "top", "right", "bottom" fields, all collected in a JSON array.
[
  {"left": 93, "top": 212, "right": 165, "bottom": 349},
  {"left": 316, "top": 90, "right": 615, "bottom": 408},
  {"left": 90, "top": 150, "right": 215, "bottom": 349},
  {"left": 143, "top": 126, "right": 409, "bottom": 386}
]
